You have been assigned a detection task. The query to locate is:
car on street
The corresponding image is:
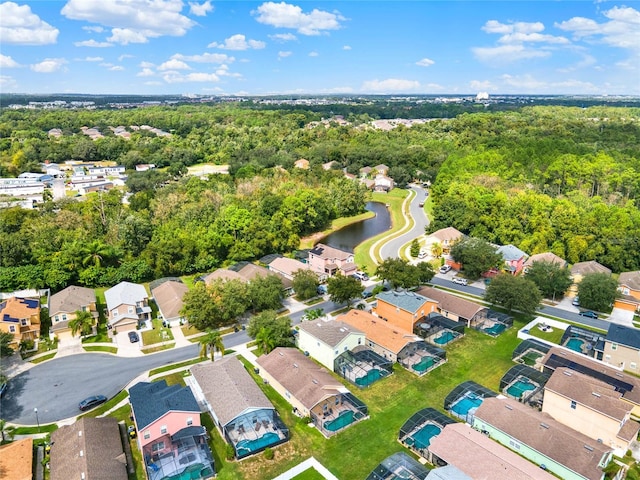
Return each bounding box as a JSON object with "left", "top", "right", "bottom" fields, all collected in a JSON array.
[
  {"left": 452, "top": 277, "right": 468, "bottom": 286},
  {"left": 128, "top": 331, "right": 139, "bottom": 343},
  {"left": 439, "top": 265, "right": 452, "bottom": 274},
  {"left": 579, "top": 310, "right": 599, "bottom": 319},
  {"left": 572, "top": 297, "right": 580, "bottom": 306},
  {"left": 78, "top": 395, "right": 107, "bottom": 411}
]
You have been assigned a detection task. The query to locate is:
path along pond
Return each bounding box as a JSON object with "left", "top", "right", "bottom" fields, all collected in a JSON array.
[{"left": 322, "top": 201, "right": 391, "bottom": 253}]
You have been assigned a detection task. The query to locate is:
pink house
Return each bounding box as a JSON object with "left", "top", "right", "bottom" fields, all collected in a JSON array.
[
  {"left": 497, "top": 244, "right": 529, "bottom": 275},
  {"left": 308, "top": 243, "right": 356, "bottom": 277},
  {"left": 129, "top": 381, "right": 214, "bottom": 480}
]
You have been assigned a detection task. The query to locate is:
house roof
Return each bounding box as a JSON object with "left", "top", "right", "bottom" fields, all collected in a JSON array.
[
  {"left": 201, "top": 269, "right": 246, "bottom": 285},
  {"left": 0, "top": 296, "right": 39, "bottom": 323},
  {"left": 50, "top": 417, "right": 127, "bottom": 480},
  {"left": 151, "top": 280, "right": 189, "bottom": 321},
  {"left": 416, "top": 287, "right": 487, "bottom": 320},
  {"left": 237, "top": 263, "right": 271, "bottom": 281},
  {"left": 129, "top": 380, "right": 200, "bottom": 431},
  {"left": 571, "top": 261, "right": 612, "bottom": 276},
  {"left": 338, "top": 309, "right": 422, "bottom": 355},
  {"left": 256, "top": 347, "right": 347, "bottom": 410},
  {"left": 104, "top": 281, "right": 148, "bottom": 312},
  {"left": 298, "top": 319, "right": 364, "bottom": 348},
  {"left": 497, "top": 244, "right": 528, "bottom": 262},
  {"left": 429, "top": 227, "right": 464, "bottom": 243},
  {"left": 309, "top": 243, "right": 352, "bottom": 261},
  {"left": 619, "top": 271, "right": 640, "bottom": 291},
  {"left": 0, "top": 438, "right": 32, "bottom": 480},
  {"left": 191, "top": 357, "right": 274, "bottom": 427},
  {"left": 606, "top": 323, "right": 640, "bottom": 350},
  {"left": 545, "top": 368, "right": 630, "bottom": 421},
  {"left": 374, "top": 164, "right": 389, "bottom": 171},
  {"left": 428, "top": 423, "right": 556, "bottom": 480},
  {"left": 49, "top": 285, "right": 96, "bottom": 316},
  {"left": 376, "top": 290, "right": 430, "bottom": 314},
  {"left": 426, "top": 465, "right": 472, "bottom": 480},
  {"left": 474, "top": 397, "right": 611, "bottom": 480},
  {"left": 360, "top": 166, "right": 373, "bottom": 174},
  {"left": 523, "top": 252, "right": 567, "bottom": 268},
  {"left": 268, "top": 257, "right": 309, "bottom": 277}
]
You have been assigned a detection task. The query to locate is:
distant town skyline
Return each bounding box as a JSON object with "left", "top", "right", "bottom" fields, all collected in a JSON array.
[{"left": 1, "top": 1, "right": 639, "bottom": 96}]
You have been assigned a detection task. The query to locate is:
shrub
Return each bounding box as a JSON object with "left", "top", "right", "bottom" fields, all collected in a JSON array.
[
  {"left": 225, "top": 443, "right": 235, "bottom": 460},
  {"left": 263, "top": 447, "right": 274, "bottom": 460}
]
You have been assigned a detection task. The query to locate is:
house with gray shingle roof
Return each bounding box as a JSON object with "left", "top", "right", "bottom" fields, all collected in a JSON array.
[
  {"left": 615, "top": 270, "right": 640, "bottom": 313},
  {"left": 602, "top": 323, "right": 640, "bottom": 374},
  {"left": 104, "top": 281, "right": 151, "bottom": 332},
  {"left": 497, "top": 244, "right": 528, "bottom": 275},
  {"left": 189, "top": 357, "right": 289, "bottom": 459},
  {"left": 49, "top": 285, "right": 98, "bottom": 340},
  {"left": 297, "top": 319, "right": 365, "bottom": 371},
  {"left": 129, "top": 380, "right": 214, "bottom": 480}
]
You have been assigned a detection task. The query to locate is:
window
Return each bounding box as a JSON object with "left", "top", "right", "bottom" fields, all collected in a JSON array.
[
  {"left": 62, "top": 314, "right": 67, "bottom": 321},
  {"left": 570, "top": 400, "right": 577, "bottom": 409},
  {"left": 335, "top": 350, "right": 338, "bottom": 355},
  {"left": 21, "top": 319, "right": 28, "bottom": 326},
  {"left": 612, "top": 343, "right": 618, "bottom": 351},
  {"left": 9, "top": 326, "right": 15, "bottom": 333},
  {"left": 357, "top": 338, "right": 361, "bottom": 345},
  {"left": 631, "top": 362, "right": 637, "bottom": 370},
  {"left": 143, "top": 431, "right": 150, "bottom": 440},
  {"left": 509, "top": 440, "right": 520, "bottom": 450},
  {"left": 81, "top": 306, "right": 87, "bottom": 312},
  {"left": 128, "top": 306, "right": 134, "bottom": 314},
  {"left": 152, "top": 441, "right": 165, "bottom": 452},
  {"left": 605, "top": 355, "right": 611, "bottom": 361},
  {"left": 54, "top": 315, "right": 59, "bottom": 322},
  {"left": 187, "top": 417, "right": 193, "bottom": 426},
  {"left": 160, "top": 425, "right": 167, "bottom": 434}
]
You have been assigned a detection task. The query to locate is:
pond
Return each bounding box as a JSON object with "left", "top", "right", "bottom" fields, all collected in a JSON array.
[{"left": 322, "top": 202, "right": 391, "bottom": 252}]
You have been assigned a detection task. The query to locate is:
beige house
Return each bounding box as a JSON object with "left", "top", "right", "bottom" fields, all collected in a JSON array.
[
  {"left": 308, "top": 243, "right": 356, "bottom": 278},
  {"left": 523, "top": 252, "right": 567, "bottom": 273},
  {"left": 542, "top": 367, "right": 639, "bottom": 456},
  {"left": 151, "top": 280, "right": 189, "bottom": 327},
  {"left": 294, "top": 158, "right": 309, "bottom": 169},
  {"left": 424, "top": 227, "right": 464, "bottom": 255},
  {"left": 0, "top": 296, "right": 40, "bottom": 347},
  {"left": 296, "top": 319, "right": 365, "bottom": 371},
  {"left": 601, "top": 323, "right": 640, "bottom": 372},
  {"left": 568, "top": 261, "right": 612, "bottom": 297},
  {"left": 49, "top": 285, "right": 98, "bottom": 341},
  {"left": 104, "top": 281, "right": 151, "bottom": 332},
  {"left": 267, "top": 257, "right": 310, "bottom": 281},
  {"left": 416, "top": 286, "right": 488, "bottom": 327},
  {"left": 615, "top": 271, "right": 640, "bottom": 312}
]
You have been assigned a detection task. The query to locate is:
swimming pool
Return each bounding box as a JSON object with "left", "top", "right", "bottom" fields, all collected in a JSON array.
[
  {"left": 235, "top": 432, "right": 280, "bottom": 457},
  {"left": 506, "top": 378, "right": 536, "bottom": 398},
  {"left": 434, "top": 331, "right": 458, "bottom": 345},
  {"left": 450, "top": 393, "right": 483, "bottom": 416},
  {"left": 565, "top": 337, "right": 585, "bottom": 352},
  {"left": 409, "top": 424, "right": 441, "bottom": 450},
  {"left": 355, "top": 368, "right": 382, "bottom": 387},
  {"left": 412, "top": 356, "right": 435, "bottom": 373},
  {"left": 324, "top": 410, "right": 355, "bottom": 432},
  {"left": 484, "top": 323, "right": 506, "bottom": 335}
]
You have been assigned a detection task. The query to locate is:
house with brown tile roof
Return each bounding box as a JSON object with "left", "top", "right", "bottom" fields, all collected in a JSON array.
[
  {"left": 50, "top": 417, "right": 127, "bottom": 480},
  {"left": 0, "top": 296, "right": 40, "bottom": 347},
  {"left": 294, "top": 158, "right": 309, "bottom": 169},
  {"left": 542, "top": 367, "right": 639, "bottom": 455},
  {"left": 473, "top": 396, "right": 613, "bottom": 480},
  {"left": 151, "top": 280, "right": 189, "bottom": 326},
  {"left": 415, "top": 287, "right": 488, "bottom": 327},
  {"left": 568, "top": 261, "right": 612, "bottom": 297},
  {"left": 49, "top": 285, "right": 98, "bottom": 341},
  {"left": 425, "top": 227, "right": 464, "bottom": 254},
  {"left": 615, "top": 270, "right": 640, "bottom": 312},
  {"left": 523, "top": 252, "right": 568, "bottom": 272},
  {"left": 297, "top": 319, "right": 365, "bottom": 371},
  {"left": 201, "top": 269, "right": 245, "bottom": 285},
  {"left": 189, "top": 357, "right": 289, "bottom": 458},
  {"left": 308, "top": 243, "right": 356, "bottom": 278},
  {"left": 256, "top": 347, "right": 368, "bottom": 437},
  {"left": 267, "top": 256, "right": 310, "bottom": 281},
  {"left": 0, "top": 438, "right": 33, "bottom": 480},
  {"left": 428, "top": 423, "right": 556, "bottom": 480}
]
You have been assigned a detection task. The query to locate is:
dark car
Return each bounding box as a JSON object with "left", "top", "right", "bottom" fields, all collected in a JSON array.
[
  {"left": 78, "top": 395, "right": 107, "bottom": 411},
  {"left": 0, "top": 381, "right": 7, "bottom": 398},
  {"left": 128, "top": 331, "right": 139, "bottom": 343},
  {"left": 579, "top": 310, "right": 599, "bottom": 319}
]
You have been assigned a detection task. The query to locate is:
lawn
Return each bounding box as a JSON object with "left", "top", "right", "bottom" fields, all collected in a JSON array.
[
  {"left": 83, "top": 345, "right": 118, "bottom": 354},
  {"left": 291, "top": 467, "right": 327, "bottom": 480},
  {"left": 141, "top": 319, "right": 174, "bottom": 345},
  {"left": 525, "top": 325, "right": 566, "bottom": 345}
]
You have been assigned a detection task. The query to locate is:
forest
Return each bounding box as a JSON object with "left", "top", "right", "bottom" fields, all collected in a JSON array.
[{"left": 0, "top": 102, "right": 639, "bottom": 291}]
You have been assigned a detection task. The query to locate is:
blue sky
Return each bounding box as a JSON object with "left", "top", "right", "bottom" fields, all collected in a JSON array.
[{"left": 1, "top": 1, "right": 639, "bottom": 95}]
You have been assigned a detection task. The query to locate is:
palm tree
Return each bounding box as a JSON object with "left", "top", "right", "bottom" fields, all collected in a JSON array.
[
  {"left": 255, "top": 327, "right": 276, "bottom": 354},
  {"left": 199, "top": 330, "right": 225, "bottom": 362},
  {"left": 69, "top": 310, "right": 95, "bottom": 338},
  {"left": 430, "top": 242, "right": 443, "bottom": 259},
  {"left": 0, "top": 419, "right": 16, "bottom": 443},
  {"left": 81, "top": 240, "right": 113, "bottom": 268}
]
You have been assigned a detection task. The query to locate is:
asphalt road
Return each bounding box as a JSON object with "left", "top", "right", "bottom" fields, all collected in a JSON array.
[{"left": 379, "top": 185, "right": 429, "bottom": 260}]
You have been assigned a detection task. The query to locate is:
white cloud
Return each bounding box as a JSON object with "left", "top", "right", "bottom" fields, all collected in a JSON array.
[
  {"left": 108, "top": 65, "right": 124, "bottom": 71},
  {"left": 118, "top": 54, "right": 134, "bottom": 61},
  {"left": 144, "top": 81, "right": 162, "bottom": 85},
  {"left": 61, "top": 0, "right": 196, "bottom": 44},
  {"left": 278, "top": 51, "right": 292, "bottom": 59},
  {"left": 208, "top": 34, "right": 266, "bottom": 50},
  {"left": 472, "top": 44, "right": 551, "bottom": 63},
  {"left": 361, "top": 78, "right": 421, "bottom": 93},
  {"left": 189, "top": 1, "right": 213, "bottom": 16},
  {"left": 500, "top": 73, "right": 598, "bottom": 93},
  {"left": 0, "top": 75, "right": 18, "bottom": 90},
  {"left": 252, "top": 2, "right": 344, "bottom": 35},
  {"left": 84, "top": 56, "right": 104, "bottom": 62},
  {"left": 498, "top": 32, "right": 569, "bottom": 44},
  {"left": 215, "top": 64, "right": 242, "bottom": 78},
  {"left": 172, "top": 52, "right": 233, "bottom": 64},
  {"left": 139, "top": 61, "right": 155, "bottom": 68},
  {"left": 0, "top": 2, "right": 59, "bottom": 45},
  {"left": 269, "top": 32, "right": 297, "bottom": 42},
  {"left": 30, "top": 58, "right": 67, "bottom": 73},
  {"left": 469, "top": 79, "right": 497, "bottom": 91},
  {"left": 162, "top": 71, "right": 220, "bottom": 83},
  {"left": 74, "top": 39, "right": 113, "bottom": 47},
  {"left": 82, "top": 25, "right": 104, "bottom": 33},
  {"left": 0, "top": 54, "right": 20, "bottom": 68},
  {"left": 343, "top": 45, "right": 351, "bottom": 50},
  {"left": 309, "top": 51, "right": 318, "bottom": 57},
  {"left": 416, "top": 57, "right": 434, "bottom": 67},
  {"left": 137, "top": 67, "right": 155, "bottom": 77},
  {"left": 158, "top": 59, "right": 191, "bottom": 70},
  {"left": 482, "top": 20, "right": 545, "bottom": 35}
]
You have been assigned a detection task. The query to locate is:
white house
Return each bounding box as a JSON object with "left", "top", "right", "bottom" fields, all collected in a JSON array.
[
  {"left": 104, "top": 281, "right": 151, "bottom": 332},
  {"left": 296, "top": 319, "right": 365, "bottom": 371}
]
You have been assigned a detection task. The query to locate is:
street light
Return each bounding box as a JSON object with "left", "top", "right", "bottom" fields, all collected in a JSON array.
[{"left": 34, "top": 407, "right": 40, "bottom": 433}]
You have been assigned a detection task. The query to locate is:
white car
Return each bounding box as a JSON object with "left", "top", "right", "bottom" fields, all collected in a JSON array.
[
  {"left": 439, "top": 265, "right": 452, "bottom": 274},
  {"left": 452, "top": 277, "right": 468, "bottom": 286},
  {"left": 418, "top": 250, "right": 427, "bottom": 259}
]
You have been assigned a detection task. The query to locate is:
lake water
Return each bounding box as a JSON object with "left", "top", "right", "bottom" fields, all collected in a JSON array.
[{"left": 323, "top": 202, "right": 391, "bottom": 253}]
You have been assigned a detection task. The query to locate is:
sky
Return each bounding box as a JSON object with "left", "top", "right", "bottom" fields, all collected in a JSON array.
[{"left": 1, "top": 1, "right": 639, "bottom": 96}]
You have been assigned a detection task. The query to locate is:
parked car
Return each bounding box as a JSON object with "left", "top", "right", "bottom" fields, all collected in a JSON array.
[
  {"left": 439, "top": 265, "right": 452, "bottom": 274},
  {"left": 78, "top": 395, "right": 107, "bottom": 411},
  {"left": 316, "top": 285, "right": 328, "bottom": 295},
  {"left": 572, "top": 297, "right": 580, "bottom": 306},
  {"left": 362, "top": 290, "right": 372, "bottom": 299},
  {"left": 353, "top": 271, "right": 369, "bottom": 281},
  {"left": 579, "top": 310, "right": 599, "bottom": 319},
  {"left": 128, "top": 331, "right": 139, "bottom": 343},
  {"left": 452, "top": 277, "right": 468, "bottom": 286},
  {"left": 418, "top": 250, "right": 427, "bottom": 259}
]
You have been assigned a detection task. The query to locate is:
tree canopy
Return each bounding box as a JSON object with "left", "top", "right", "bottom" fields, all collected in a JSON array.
[
  {"left": 525, "top": 261, "right": 573, "bottom": 300},
  {"left": 577, "top": 273, "right": 619, "bottom": 313},
  {"left": 327, "top": 274, "right": 364, "bottom": 305},
  {"left": 450, "top": 238, "right": 501, "bottom": 280},
  {"left": 484, "top": 274, "right": 542, "bottom": 316}
]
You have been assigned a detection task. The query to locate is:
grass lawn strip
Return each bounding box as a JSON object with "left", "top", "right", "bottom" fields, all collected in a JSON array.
[{"left": 82, "top": 345, "right": 118, "bottom": 354}]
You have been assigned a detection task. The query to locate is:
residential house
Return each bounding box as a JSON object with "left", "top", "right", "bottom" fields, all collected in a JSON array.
[
  {"left": 602, "top": 323, "right": 640, "bottom": 371},
  {"left": 49, "top": 285, "right": 98, "bottom": 341},
  {"left": 568, "top": 261, "right": 612, "bottom": 297},
  {"left": 523, "top": 252, "right": 568, "bottom": 273},
  {"left": 129, "top": 380, "right": 215, "bottom": 480},
  {"left": 359, "top": 166, "right": 373, "bottom": 178},
  {"left": 104, "top": 281, "right": 151, "bottom": 332},
  {"left": 267, "top": 257, "right": 310, "bottom": 281},
  {"left": 50, "top": 417, "right": 128, "bottom": 480},
  {"left": 322, "top": 161, "right": 336, "bottom": 171},
  {"left": 373, "top": 174, "right": 394, "bottom": 192},
  {"left": 0, "top": 177, "right": 45, "bottom": 197},
  {"left": 374, "top": 290, "right": 437, "bottom": 333},
  {"left": 308, "top": 243, "right": 356, "bottom": 278},
  {"left": 256, "top": 347, "right": 368, "bottom": 437},
  {"left": 200, "top": 269, "right": 245, "bottom": 285},
  {"left": 542, "top": 367, "right": 639, "bottom": 456},
  {"left": 473, "top": 396, "right": 615, "bottom": 480},
  {"left": 151, "top": 281, "right": 189, "bottom": 327},
  {"left": 615, "top": 271, "right": 640, "bottom": 312},
  {"left": 374, "top": 164, "right": 389, "bottom": 175},
  {"left": 427, "top": 423, "right": 556, "bottom": 480},
  {"left": 296, "top": 319, "right": 366, "bottom": 371},
  {"left": 294, "top": 158, "right": 310, "bottom": 169},
  {"left": 0, "top": 296, "right": 40, "bottom": 347},
  {"left": 189, "top": 358, "right": 289, "bottom": 459},
  {"left": 0, "top": 438, "right": 32, "bottom": 480},
  {"left": 424, "top": 227, "right": 464, "bottom": 255},
  {"left": 497, "top": 244, "right": 529, "bottom": 275},
  {"left": 87, "top": 165, "right": 125, "bottom": 177},
  {"left": 415, "top": 287, "right": 488, "bottom": 327}
]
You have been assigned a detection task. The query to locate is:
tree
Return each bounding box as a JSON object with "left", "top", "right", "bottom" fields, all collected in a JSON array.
[
  {"left": 302, "top": 308, "right": 324, "bottom": 321},
  {"left": 416, "top": 262, "right": 435, "bottom": 284},
  {"left": 81, "top": 240, "right": 113, "bottom": 269},
  {"left": 180, "top": 282, "right": 222, "bottom": 330},
  {"left": 450, "top": 238, "right": 502, "bottom": 280},
  {"left": 247, "top": 274, "right": 284, "bottom": 313},
  {"left": 0, "top": 331, "right": 14, "bottom": 357},
  {"left": 525, "top": 261, "right": 573, "bottom": 300},
  {"left": 375, "top": 258, "right": 432, "bottom": 289},
  {"left": 69, "top": 310, "right": 95, "bottom": 338},
  {"left": 247, "top": 310, "right": 294, "bottom": 353},
  {"left": 578, "top": 273, "right": 618, "bottom": 312},
  {"left": 327, "top": 274, "right": 364, "bottom": 305},
  {"left": 410, "top": 239, "right": 420, "bottom": 258},
  {"left": 255, "top": 327, "right": 277, "bottom": 354},
  {"left": 199, "top": 329, "right": 225, "bottom": 361},
  {"left": 0, "top": 419, "right": 16, "bottom": 443},
  {"left": 430, "top": 242, "right": 443, "bottom": 259},
  {"left": 484, "top": 274, "right": 542, "bottom": 315},
  {"left": 292, "top": 269, "right": 319, "bottom": 300}
]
